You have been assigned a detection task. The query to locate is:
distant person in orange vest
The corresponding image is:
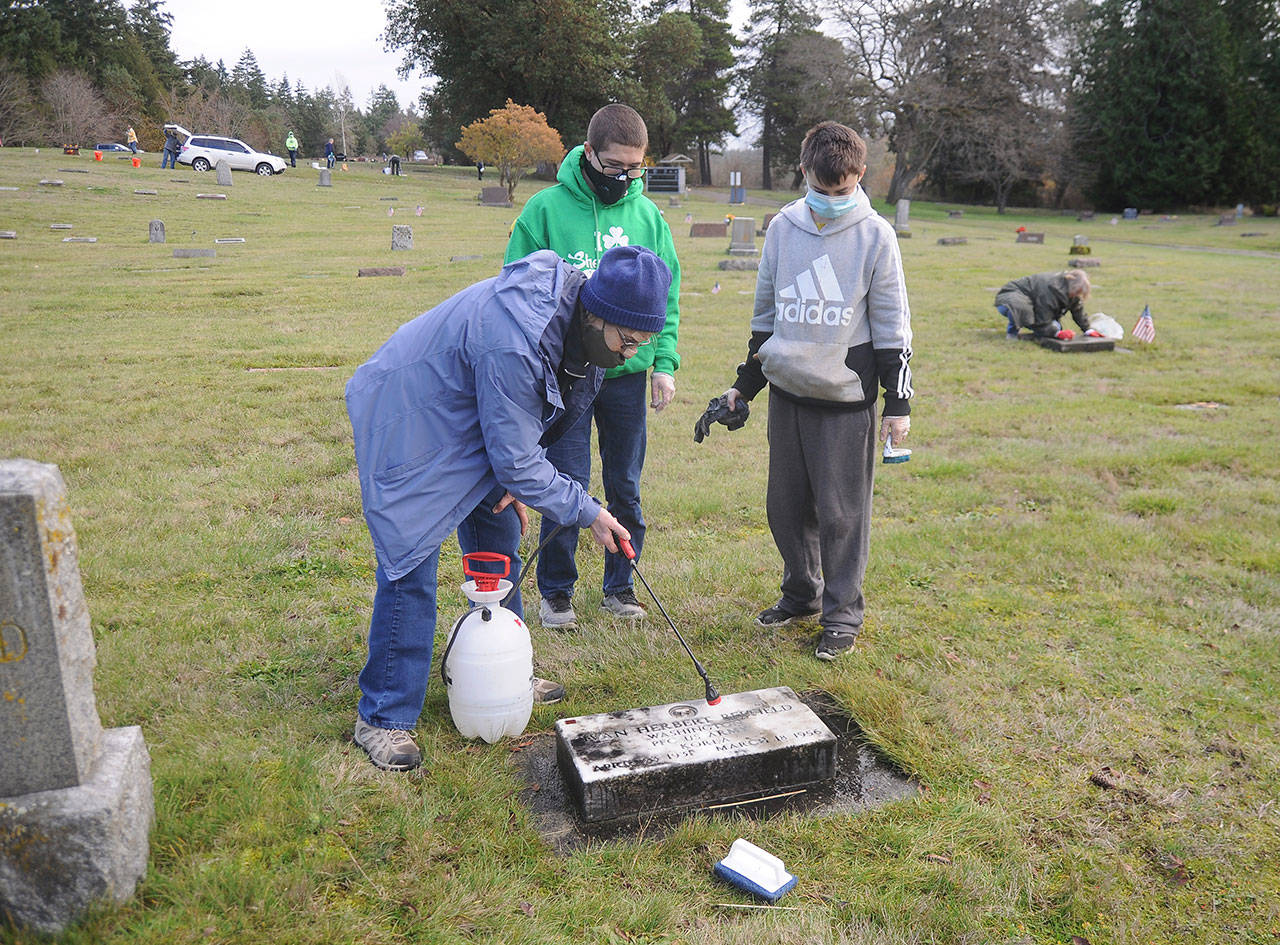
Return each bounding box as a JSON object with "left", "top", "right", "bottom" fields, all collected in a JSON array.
[{"left": 126, "top": 126, "right": 138, "bottom": 154}]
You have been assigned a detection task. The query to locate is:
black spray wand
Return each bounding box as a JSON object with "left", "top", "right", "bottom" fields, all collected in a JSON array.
[{"left": 619, "top": 538, "right": 721, "bottom": 706}]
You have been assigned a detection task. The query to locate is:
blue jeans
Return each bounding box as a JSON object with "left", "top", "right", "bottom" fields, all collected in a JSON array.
[
  {"left": 537, "top": 370, "right": 647, "bottom": 600},
  {"left": 326, "top": 154, "right": 335, "bottom": 169},
  {"left": 161, "top": 149, "right": 175, "bottom": 169},
  {"left": 357, "top": 487, "right": 524, "bottom": 730}
]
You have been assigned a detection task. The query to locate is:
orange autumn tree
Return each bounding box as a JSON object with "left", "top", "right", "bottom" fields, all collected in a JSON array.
[{"left": 456, "top": 100, "right": 564, "bottom": 202}]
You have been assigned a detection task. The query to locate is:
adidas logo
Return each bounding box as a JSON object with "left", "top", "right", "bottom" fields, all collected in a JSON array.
[{"left": 777, "top": 254, "right": 855, "bottom": 326}]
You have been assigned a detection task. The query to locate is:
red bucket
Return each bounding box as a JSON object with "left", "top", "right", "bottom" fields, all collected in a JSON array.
[
  {"left": 462, "top": 552, "right": 510, "bottom": 592},
  {"left": 93, "top": 150, "right": 103, "bottom": 161},
  {"left": 131, "top": 156, "right": 140, "bottom": 168}
]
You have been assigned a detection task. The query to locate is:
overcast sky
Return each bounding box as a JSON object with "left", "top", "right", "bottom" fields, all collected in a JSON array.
[{"left": 162, "top": 0, "right": 751, "bottom": 115}]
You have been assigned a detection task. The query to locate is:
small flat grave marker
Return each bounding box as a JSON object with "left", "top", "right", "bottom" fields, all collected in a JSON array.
[
  {"left": 937, "top": 237, "right": 967, "bottom": 245},
  {"left": 50, "top": 224, "right": 73, "bottom": 230},
  {"left": 718, "top": 258, "right": 759, "bottom": 271},
  {"left": 0, "top": 231, "right": 16, "bottom": 239},
  {"left": 58, "top": 168, "right": 89, "bottom": 174},
  {"left": 1069, "top": 258, "right": 1101, "bottom": 268},
  {"left": 1023, "top": 333, "right": 1115, "bottom": 353},
  {"left": 1016, "top": 231, "right": 1045, "bottom": 243},
  {"left": 62, "top": 237, "right": 97, "bottom": 243},
  {"left": 379, "top": 196, "right": 398, "bottom": 201},
  {"left": 358, "top": 266, "right": 405, "bottom": 277},
  {"left": 39, "top": 180, "right": 64, "bottom": 186},
  {"left": 947, "top": 209, "right": 964, "bottom": 218},
  {"left": 214, "top": 237, "right": 245, "bottom": 244},
  {"left": 1078, "top": 210, "right": 1096, "bottom": 221},
  {"left": 690, "top": 222, "right": 727, "bottom": 238},
  {"left": 173, "top": 248, "right": 216, "bottom": 258},
  {"left": 134, "top": 189, "right": 157, "bottom": 195},
  {"left": 196, "top": 193, "right": 227, "bottom": 200},
  {"left": 0, "top": 186, "right": 19, "bottom": 191},
  {"left": 450, "top": 255, "right": 482, "bottom": 262},
  {"left": 1241, "top": 232, "right": 1266, "bottom": 238},
  {"left": 169, "top": 179, "right": 188, "bottom": 184},
  {"left": 556, "top": 686, "right": 836, "bottom": 823}
]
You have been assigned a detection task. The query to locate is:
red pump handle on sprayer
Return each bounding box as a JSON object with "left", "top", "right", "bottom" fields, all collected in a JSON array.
[{"left": 617, "top": 537, "right": 720, "bottom": 706}]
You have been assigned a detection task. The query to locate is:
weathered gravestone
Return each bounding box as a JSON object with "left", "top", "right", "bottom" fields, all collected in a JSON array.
[
  {"left": 937, "top": 237, "right": 967, "bottom": 246},
  {"left": 215, "top": 160, "right": 233, "bottom": 187},
  {"left": 148, "top": 220, "right": 165, "bottom": 244},
  {"left": 1, "top": 231, "right": 17, "bottom": 239},
  {"left": 947, "top": 209, "right": 964, "bottom": 218},
  {"left": 39, "top": 180, "right": 64, "bottom": 187},
  {"left": 134, "top": 189, "right": 157, "bottom": 196},
  {"left": 1122, "top": 207, "right": 1138, "bottom": 220},
  {"left": 689, "top": 222, "right": 727, "bottom": 238},
  {"left": 318, "top": 168, "right": 332, "bottom": 187},
  {"left": 195, "top": 194, "right": 226, "bottom": 200},
  {"left": 358, "top": 266, "right": 405, "bottom": 277},
  {"left": 1069, "top": 234, "right": 1090, "bottom": 255},
  {"left": 479, "top": 187, "right": 512, "bottom": 207},
  {"left": 1077, "top": 210, "right": 1095, "bottom": 221},
  {"left": 391, "top": 225, "right": 413, "bottom": 251},
  {"left": 718, "top": 258, "right": 759, "bottom": 271},
  {"left": 1216, "top": 213, "right": 1236, "bottom": 226},
  {"left": 1068, "top": 258, "right": 1101, "bottom": 268},
  {"left": 1016, "top": 231, "right": 1045, "bottom": 244},
  {"left": 894, "top": 199, "right": 911, "bottom": 237},
  {"left": 0, "top": 460, "right": 153, "bottom": 934},
  {"left": 173, "top": 248, "right": 215, "bottom": 258},
  {"left": 555, "top": 686, "right": 836, "bottom": 823},
  {"left": 728, "top": 216, "right": 757, "bottom": 256}
]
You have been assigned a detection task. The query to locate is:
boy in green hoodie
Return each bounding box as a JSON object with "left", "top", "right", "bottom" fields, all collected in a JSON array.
[{"left": 505, "top": 104, "right": 682, "bottom": 632}]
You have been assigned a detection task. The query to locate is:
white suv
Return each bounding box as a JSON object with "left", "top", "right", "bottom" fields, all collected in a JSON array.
[{"left": 166, "top": 124, "right": 286, "bottom": 176}]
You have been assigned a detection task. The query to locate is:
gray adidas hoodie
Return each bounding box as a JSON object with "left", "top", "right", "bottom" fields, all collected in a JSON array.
[{"left": 734, "top": 188, "right": 914, "bottom": 414}]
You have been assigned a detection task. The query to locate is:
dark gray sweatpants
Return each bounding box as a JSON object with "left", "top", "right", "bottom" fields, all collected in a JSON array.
[{"left": 766, "top": 395, "right": 876, "bottom": 636}]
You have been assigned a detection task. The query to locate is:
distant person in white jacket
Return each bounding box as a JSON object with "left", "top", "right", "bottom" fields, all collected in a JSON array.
[{"left": 713, "top": 121, "right": 915, "bottom": 661}]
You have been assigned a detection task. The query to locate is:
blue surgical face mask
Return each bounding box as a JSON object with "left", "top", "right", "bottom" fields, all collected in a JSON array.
[{"left": 804, "top": 179, "right": 859, "bottom": 219}]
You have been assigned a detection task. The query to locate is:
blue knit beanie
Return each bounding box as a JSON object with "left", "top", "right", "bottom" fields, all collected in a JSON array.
[{"left": 579, "top": 245, "right": 671, "bottom": 335}]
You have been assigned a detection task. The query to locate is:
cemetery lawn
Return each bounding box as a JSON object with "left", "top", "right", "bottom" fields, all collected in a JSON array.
[{"left": 2, "top": 150, "right": 1279, "bottom": 944}]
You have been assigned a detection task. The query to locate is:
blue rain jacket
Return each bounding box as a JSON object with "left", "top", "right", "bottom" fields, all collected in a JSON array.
[{"left": 346, "top": 250, "right": 605, "bottom": 580}]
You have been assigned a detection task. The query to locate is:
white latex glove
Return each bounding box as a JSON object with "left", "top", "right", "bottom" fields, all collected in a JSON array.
[
  {"left": 879, "top": 415, "right": 910, "bottom": 443},
  {"left": 650, "top": 372, "right": 675, "bottom": 412}
]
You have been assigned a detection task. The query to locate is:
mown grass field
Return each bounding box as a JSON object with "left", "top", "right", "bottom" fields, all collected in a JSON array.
[{"left": 1, "top": 147, "right": 1278, "bottom": 944}]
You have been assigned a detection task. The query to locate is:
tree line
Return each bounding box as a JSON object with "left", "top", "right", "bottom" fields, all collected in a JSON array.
[{"left": 3, "top": 0, "right": 1277, "bottom": 209}]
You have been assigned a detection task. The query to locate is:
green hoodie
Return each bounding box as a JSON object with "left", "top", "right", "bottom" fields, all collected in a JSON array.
[{"left": 505, "top": 145, "right": 681, "bottom": 379}]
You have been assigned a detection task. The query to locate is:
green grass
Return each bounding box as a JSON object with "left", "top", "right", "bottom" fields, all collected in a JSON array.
[{"left": 2, "top": 149, "right": 1279, "bottom": 944}]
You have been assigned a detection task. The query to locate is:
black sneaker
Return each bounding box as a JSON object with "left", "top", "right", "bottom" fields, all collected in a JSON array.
[
  {"left": 755, "top": 602, "right": 821, "bottom": 627},
  {"left": 815, "top": 630, "right": 858, "bottom": 661}
]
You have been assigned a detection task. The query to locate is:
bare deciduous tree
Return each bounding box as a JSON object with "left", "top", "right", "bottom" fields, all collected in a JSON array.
[
  {"left": 40, "top": 70, "right": 114, "bottom": 146},
  {"left": 0, "top": 59, "right": 40, "bottom": 146}
]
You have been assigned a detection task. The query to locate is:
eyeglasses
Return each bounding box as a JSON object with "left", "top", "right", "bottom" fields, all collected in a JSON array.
[
  {"left": 591, "top": 152, "right": 648, "bottom": 179},
  {"left": 609, "top": 324, "right": 652, "bottom": 352}
]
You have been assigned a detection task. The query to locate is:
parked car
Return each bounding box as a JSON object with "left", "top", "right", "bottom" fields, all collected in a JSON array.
[
  {"left": 95, "top": 143, "right": 132, "bottom": 152},
  {"left": 164, "top": 124, "right": 286, "bottom": 176}
]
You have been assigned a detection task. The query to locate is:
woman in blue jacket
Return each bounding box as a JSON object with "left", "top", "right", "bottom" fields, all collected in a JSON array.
[{"left": 345, "top": 246, "right": 671, "bottom": 771}]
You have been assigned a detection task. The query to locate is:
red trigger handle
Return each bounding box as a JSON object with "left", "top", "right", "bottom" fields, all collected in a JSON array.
[{"left": 620, "top": 538, "right": 636, "bottom": 560}]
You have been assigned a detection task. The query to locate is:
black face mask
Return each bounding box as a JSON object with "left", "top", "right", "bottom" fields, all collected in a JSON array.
[
  {"left": 582, "top": 154, "right": 630, "bottom": 205},
  {"left": 580, "top": 318, "right": 625, "bottom": 368}
]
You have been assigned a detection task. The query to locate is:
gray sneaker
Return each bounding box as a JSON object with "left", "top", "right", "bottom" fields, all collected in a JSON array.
[
  {"left": 533, "top": 676, "right": 565, "bottom": 704},
  {"left": 601, "top": 588, "right": 646, "bottom": 618},
  {"left": 755, "top": 602, "right": 821, "bottom": 627},
  {"left": 539, "top": 593, "right": 577, "bottom": 630},
  {"left": 353, "top": 717, "right": 422, "bottom": 771}
]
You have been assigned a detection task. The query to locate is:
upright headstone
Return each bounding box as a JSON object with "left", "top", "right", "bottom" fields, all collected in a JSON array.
[
  {"left": 894, "top": 199, "right": 911, "bottom": 237},
  {"left": 1122, "top": 207, "right": 1138, "bottom": 220},
  {"left": 728, "top": 216, "right": 757, "bottom": 256},
  {"left": 391, "top": 225, "right": 413, "bottom": 251},
  {"left": 728, "top": 170, "right": 746, "bottom": 205},
  {"left": 479, "top": 186, "right": 512, "bottom": 207},
  {"left": 215, "top": 160, "right": 233, "bottom": 187},
  {"left": 0, "top": 460, "right": 153, "bottom": 934},
  {"left": 1069, "top": 234, "right": 1090, "bottom": 255},
  {"left": 148, "top": 220, "right": 165, "bottom": 244},
  {"left": 318, "top": 168, "right": 332, "bottom": 187}
]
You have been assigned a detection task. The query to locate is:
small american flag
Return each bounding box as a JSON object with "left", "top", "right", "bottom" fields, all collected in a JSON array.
[
  {"left": 711, "top": 281, "right": 721, "bottom": 294},
  {"left": 1132, "top": 304, "right": 1155, "bottom": 343}
]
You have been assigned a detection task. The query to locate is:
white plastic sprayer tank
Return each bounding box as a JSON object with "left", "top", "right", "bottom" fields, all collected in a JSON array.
[{"left": 441, "top": 553, "right": 534, "bottom": 744}]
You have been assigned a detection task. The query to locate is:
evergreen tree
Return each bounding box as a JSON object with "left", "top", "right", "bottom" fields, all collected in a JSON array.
[
  {"left": 738, "top": 0, "right": 820, "bottom": 188},
  {"left": 231, "top": 48, "right": 269, "bottom": 109}
]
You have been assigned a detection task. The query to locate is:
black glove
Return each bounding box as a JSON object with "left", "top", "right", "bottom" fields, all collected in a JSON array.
[{"left": 693, "top": 395, "right": 750, "bottom": 443}]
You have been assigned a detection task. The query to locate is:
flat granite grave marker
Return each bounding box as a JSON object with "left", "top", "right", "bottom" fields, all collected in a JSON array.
[
  {"left": 391, "top": 224, "right": 413, "bottom": 251},
  {"left": 1068, "top": 258, "right": 1101, "bottom": 268},
  {"left": 0, "top": 186, "right": 20, "bottom": 191},
  {"left": 196, "top": 193, "right": 227, "bottom": 200},
  {"left": 173, "top": 248, "right": 215, "bottom": 258},
  {"left": 148, "top": 220, "right": 165, "bottom": 243},
  {"left": 1016, "top": 231, "right": 1045, "bottom": 243},
  {"left": 451, "top": 254, "right": 482, "bottom": 262},
  {"left": 50, "top": 223, "right": 73, "bottom": 230},
  {"left": 718, "top": 258, "right": 759, "bottom": 271},
  {"left": 0, "top": 231, "right": 15, "bottom": 239},
  {"left": 479, "top": 186, "right": 512, "bottom": 207},
  {"left": 0, "top": 459, "right": 153, "bottom": 934},
  {"left": 358, "top": 266, "right": 405, "bottom": 277},
  {"left": 1022, "top": 334, "right": 1115, "bottom": 353},
  {"left": 690, "top": 222, "right": 727, "bottom": 238},
  {"left": 556, "top": 686, "right": 836, "bottom": 822},
  {"left": 214, "top": 237, "right": 245, "bottom": 244},
  {"left": 937, "top": 237, "right": 967, "bottom": 245},
  {"left": 215, "top": 160, "right": 233, "bottom": 186},
  {"left": 62, "top": 237, "right": 97, "bottom": 243},
  {"left": 134, "top": 189, "right": 157, "bottom": 195},
  {"left": 39, "top": 180, "right": 64, "bottom": 187}
]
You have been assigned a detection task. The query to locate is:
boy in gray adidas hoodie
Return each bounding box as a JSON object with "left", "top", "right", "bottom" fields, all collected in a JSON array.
[{"left": 720, "top": 121, "right": 914, "bottom": 661}]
